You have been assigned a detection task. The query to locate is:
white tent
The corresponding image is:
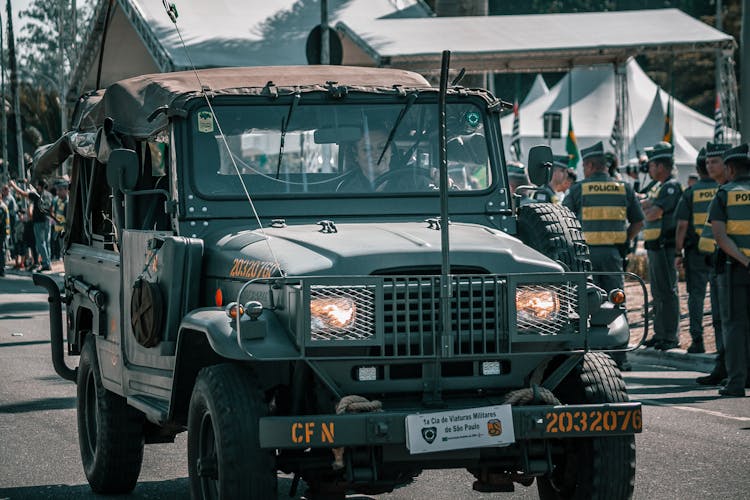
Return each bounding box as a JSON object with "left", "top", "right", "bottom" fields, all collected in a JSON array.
[{"left": 500, "top": 59, "right": 716, "bottom": 182}]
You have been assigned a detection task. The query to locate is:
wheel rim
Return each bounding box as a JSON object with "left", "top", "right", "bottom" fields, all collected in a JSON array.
[
  {"left": 83, "top": 370, "right": 99, "bottom": 458},
  {"left": 197, "top": 411, "right": 219, "bottom": 499}
]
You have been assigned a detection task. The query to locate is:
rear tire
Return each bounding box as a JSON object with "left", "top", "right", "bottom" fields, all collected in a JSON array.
[
  {"left": 537, "top": 353, "right": 636, "bottom": 499},
  {"left": 77, "top": 337, "right": 144, "bottom": 494},
  {"left": 517, "top": 203, "right": 591, "bottom": 272},
  {"left": 188, "top": 364, "right": 277, "bottom": 499}
]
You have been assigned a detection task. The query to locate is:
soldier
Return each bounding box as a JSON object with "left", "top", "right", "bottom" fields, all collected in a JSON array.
[
  {"left": 532, "top": 155, "right": 569, "bottom": 203},
  {"left": 695, "top": 143, "right": 731, "bottom": 385},
  {"left": 674, "top": 147, "right": 719, "bottom": 353},
  {"left": 641, "top": 142, "right": 682, "bottom": 350},
  {"left": 707, "top": 143, "right": 750, "bottom": 397},
  {"left": 564, "top": 141, "right": 644, "bottom": 371}
]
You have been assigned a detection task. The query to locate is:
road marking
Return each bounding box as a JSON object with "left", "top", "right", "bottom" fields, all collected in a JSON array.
[{"left": 638, "top": 398, "right": 750, "bottom": 422}]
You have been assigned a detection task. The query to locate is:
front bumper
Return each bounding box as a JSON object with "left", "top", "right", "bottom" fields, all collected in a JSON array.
[{"left": 259, "top": 402, "right": 642, "bottom": 450}]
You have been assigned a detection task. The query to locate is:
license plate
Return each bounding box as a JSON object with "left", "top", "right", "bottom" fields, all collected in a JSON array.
[
  {"left": 543, "top": 406, "right": 643, "bottom": 436},
  {"left": 405, "top": 405, "right": 515, "bottom": 454}
]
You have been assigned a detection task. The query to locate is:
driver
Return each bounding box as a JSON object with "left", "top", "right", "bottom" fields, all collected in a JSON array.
[{"left": 337, "top": 127, "right": 430, "bottom": 192}]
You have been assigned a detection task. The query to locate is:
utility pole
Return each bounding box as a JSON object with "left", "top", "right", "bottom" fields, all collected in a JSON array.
[
  {"left": 0, "top": 8, "right": 6, "bottom": 181},
  {"left": 742, "top": 0, "right": 749, "bottom": 142},
  {"left": 320, "top": 0, "right": 329, "bottom": 65},
  {"left": 6, "top": 0, "right": 23, "bottom": 179},
  {"left": 58, "top": 0, "right": 67, "bottom": 134}
]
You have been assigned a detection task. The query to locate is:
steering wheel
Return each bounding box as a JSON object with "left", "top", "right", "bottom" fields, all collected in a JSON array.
[{"left": 372, "top": 167, "right": 434, "bottom": 192}]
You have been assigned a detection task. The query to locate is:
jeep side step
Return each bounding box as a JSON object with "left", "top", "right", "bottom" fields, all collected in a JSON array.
[{"left": 128, "top": 394, "right": 169, "bottom": 424}]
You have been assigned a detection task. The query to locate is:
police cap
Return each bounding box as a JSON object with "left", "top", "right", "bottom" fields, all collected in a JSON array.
[
  {"left": 552, "top": 155, "right": 569, "bottom": 170},
  {"left": 506, "top": 161, "right": 527, "bottom": 179},
  {"left": 645, "top": 141, "right": 673, "bottom": 162},
  {"left": 705, "top": 142, "right": 731, "bottom": 158},
  {"left": 580, "top": 141, "right": 604, "bottom": 161},
  {"left": 722, "top": 143, "right": 750, "bottom": 163}
]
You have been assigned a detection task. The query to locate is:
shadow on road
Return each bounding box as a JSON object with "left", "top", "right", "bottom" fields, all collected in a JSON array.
[
  {"left": 0, "top": 302, "right": 52, "bottom": 314},
  {"left": 0, "top": 340, "right": 51, "bottom": 348},
  {"left": 0, "top": 397, "right": 75, "bottom": 414},
  {"left": 0, "top": 478, "right": 189, "bottom": 499}
]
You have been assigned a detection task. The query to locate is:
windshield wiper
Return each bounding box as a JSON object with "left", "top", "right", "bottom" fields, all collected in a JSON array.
[
  {"left": 377, "top": 92, "right": 417, "bottom": 166},
  {"left": 275, "top": 93, "right": 301, "bottom": 179}
]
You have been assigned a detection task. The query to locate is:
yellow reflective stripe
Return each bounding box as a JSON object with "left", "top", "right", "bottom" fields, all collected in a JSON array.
[
  {"left": 582, "top": 182, "right": 626, "bottom": 195},
  {"left": 643, "top": 228, "right": 661, "bottom": 241},
  {"left": 698, "top": 237, "right": 716, "bottom": 253},
  {"left": 581, "top": 206, "right": 627, "bottom": 221},
  {"left": 692, "top": 211, "right": 708, "bottom": 227},
  {"left": 695, "top": 226, "right": 703, "bottom": 236},
  {"left": 741, "top": 248, "right": 750, "bottom": 257},
  {"left": 693, "top": 188, "right": 717, "bottom": 203},
  {"left": 726, "top": 220, "right": 750, "bottom": 235},
  {"left": 727, "top": 191, "right": 750, "bottom": 206},
  {"left": 584, "top": 231, "right": 627, "bottom": 245}
]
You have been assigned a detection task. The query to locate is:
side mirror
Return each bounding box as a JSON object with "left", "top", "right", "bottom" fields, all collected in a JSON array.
[
  {"left": 106, "top": 149, "right": 139, "bottom": 192},
  {"left": 527, "top": 145, "right": 553, "bottom": 186}
]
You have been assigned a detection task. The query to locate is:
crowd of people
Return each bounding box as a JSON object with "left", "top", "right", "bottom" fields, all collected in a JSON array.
[
  {"left": 509, "top": 139, "right": 750, "bottom": 398},
  {"left": 0, "top": 178, "right": 68, "bottom": 277}
]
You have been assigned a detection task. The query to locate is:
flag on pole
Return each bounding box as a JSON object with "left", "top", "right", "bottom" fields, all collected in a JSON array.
[
  {"left": 662, "top": 95, "right": 673, "bottom": 143},
  {"left": 713, "top": 93, "right": 724, "bottom": 142},
  {"left": 566, "top": 114, "right": 580, "bottom": 169},
  {"left": 510, "top": 99, "right": 521, "bottom": 161},
  {"left": 609, "top": 105, "right": 621, "bottom": 151}
]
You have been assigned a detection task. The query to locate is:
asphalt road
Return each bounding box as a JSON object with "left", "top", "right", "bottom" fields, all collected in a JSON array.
[{"left": 1, "top": 273, "right": 748, "bottom": 499}]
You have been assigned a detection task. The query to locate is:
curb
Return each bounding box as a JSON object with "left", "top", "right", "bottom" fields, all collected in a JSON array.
[{"left": 629, "top": 346, "right": 716, "bottom": 373}]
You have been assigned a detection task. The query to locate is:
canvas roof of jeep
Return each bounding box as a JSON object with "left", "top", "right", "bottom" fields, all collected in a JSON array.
[{"left": 84, "top": 66, "right": 432, "bottom": 138}]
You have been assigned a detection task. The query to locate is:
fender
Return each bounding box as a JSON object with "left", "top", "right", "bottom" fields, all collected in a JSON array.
[{"left": 168, "top": 308, "right": 299, "bottom": 424}]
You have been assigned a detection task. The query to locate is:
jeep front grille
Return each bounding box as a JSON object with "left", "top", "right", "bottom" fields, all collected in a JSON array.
[{"left": 382, "top": 276, "right": 508, "bottom": 356}]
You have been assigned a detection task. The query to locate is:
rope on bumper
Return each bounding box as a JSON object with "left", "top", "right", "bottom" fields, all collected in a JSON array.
[
  {"left": 503, "top": 385, "right": 560, "bottom": 406},
  {"left": 331, "top": 395, "right": 383, "bottom": 470}
]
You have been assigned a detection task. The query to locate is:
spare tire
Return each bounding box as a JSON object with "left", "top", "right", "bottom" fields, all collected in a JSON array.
[{"left": 517, "top": 203, "right": 591, "bottom": 272}]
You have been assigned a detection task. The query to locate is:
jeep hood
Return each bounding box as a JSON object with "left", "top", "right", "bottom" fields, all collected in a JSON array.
[{"left": 203, "top": 221, "right": 563, "bottom": 277}]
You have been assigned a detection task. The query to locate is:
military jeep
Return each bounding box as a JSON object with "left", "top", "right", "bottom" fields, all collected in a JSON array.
[{"left": 34, "top": 65, "right": 643, "bottom": 499}]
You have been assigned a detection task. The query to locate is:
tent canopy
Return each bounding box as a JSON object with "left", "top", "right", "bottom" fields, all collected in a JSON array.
[
  {"left": 338, "top": 8, "right": 734, "bottom": 73},
  {"left": 499, "top": 59, "right": 716, "bottom": 182}
]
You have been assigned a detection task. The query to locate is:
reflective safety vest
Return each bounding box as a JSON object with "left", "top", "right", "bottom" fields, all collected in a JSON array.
[
  {"left": 52, "top": 196, "right": 67, "bottom": 233},
  {"left": 691, "top": 181, "right": 718, "bottom": 237},
  {"left": 723, "top": 180, "right": 750, "bottom": 257},
  {"left": 642, "top": 182, "right": 663, "bottom": 243},
  {"left": 579, "top": 180, "right": 627, "bottom": 245},
  {"left": 697, "top": 219, "right": 716, "bottom": 254}
]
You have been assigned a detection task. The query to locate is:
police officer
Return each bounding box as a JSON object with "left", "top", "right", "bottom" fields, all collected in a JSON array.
[
  {"left": 707, "top": 143, "right": 750, "bottom": 397},
  {"left": 641, "top": 142, "right": 682, "bottom": 350},
  {"left": 507, "top": 161, "right": 533, "bottom": 208},
  {"left": 674, "top": 147, "right": 721, "bottom": 353},
  {"left": 532, "top": 155, "right": 569, "bottom": 203},
  {"left": 564, "top": 142, "right": 644, "bottom": 371},
  {"left": 695, "top": 142, "right": 731, "bottom": 385}
]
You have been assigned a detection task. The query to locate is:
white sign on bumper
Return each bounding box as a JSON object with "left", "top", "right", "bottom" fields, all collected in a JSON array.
[{"left": 405, "top": 404, "right": 515, "bottom": 454}]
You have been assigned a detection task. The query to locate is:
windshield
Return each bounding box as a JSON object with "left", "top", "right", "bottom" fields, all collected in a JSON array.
[{"left": 189, "top": 99, "right": 494, "bottom": 197}]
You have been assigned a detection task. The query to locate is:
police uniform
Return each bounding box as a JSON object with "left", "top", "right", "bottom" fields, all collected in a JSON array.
[
  {"left": 564, "top": 142, "right": 644, "bottom": 293},
  {"left": 643, "top": 142, "right": 682, "bottom": 349},
  {"left": 507, "top": 161, "right": 532, "bottom": 208},
  {"left": 675, "top": 147, "right": 720, "bottom": 352},
  {"left": 532, "top": 155, "right": 568, "bottom": 203},
  {"left": 708, "top": 143, "right": 750, "bottom": 397}
]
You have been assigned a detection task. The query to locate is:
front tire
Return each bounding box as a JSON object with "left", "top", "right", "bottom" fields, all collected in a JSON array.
[
  {"left": 517, "top": 203, "right": 591, "bottom": 272},
  {"left": 77, "top": 337, "right": 144, "bottom": 494},
  {"left": 537, "top": 353, "right": 636, "bottom": 499},
  {"left": 188, "top": 364, "right": 276, "bottom": 499}
]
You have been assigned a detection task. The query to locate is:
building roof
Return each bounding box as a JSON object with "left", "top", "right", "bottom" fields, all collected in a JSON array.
[{"left": 337, "top": 8, "right": 734, "bottom": 73}]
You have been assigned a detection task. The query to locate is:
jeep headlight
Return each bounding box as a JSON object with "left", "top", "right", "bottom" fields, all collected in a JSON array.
[
  {"left": 516, "top": 287, "right": 560, "bottom": 324},
  {"left": 311, "top": 296, "right": 357, "bottom": 330}
]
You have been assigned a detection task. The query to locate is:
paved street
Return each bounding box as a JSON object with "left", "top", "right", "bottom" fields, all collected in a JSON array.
[{"left": 1, "top": 273, "right": 748, "bottom": 499}]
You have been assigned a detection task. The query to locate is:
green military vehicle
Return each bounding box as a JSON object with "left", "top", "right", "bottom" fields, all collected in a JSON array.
[{"left": 34, "top": 65, "right": 644, "bottom": 499}]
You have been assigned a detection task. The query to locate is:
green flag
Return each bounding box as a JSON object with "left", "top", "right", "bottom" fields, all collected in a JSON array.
[{"left": 566, "top": 115, "right": 580, "bottom": 169}]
